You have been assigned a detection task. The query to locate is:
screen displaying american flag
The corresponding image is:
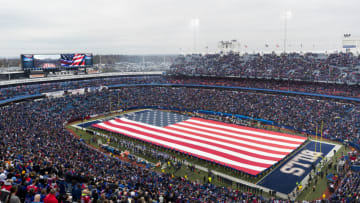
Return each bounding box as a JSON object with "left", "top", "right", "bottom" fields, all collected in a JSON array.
[
  {"left": 61, "top": 54, "right": 86, "bottom": 67},
  {"left": 93, "top": 110, "right": 307, "bottom": 175}
]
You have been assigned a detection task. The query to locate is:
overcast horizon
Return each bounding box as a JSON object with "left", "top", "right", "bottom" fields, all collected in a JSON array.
[{"left": 1, "top": 0, "right": 359, "bottom": 57}]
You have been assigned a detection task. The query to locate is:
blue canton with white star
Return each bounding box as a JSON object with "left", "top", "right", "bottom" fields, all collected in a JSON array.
[{"left": 118, "top": 110, "right": 191, "bottom": 127}]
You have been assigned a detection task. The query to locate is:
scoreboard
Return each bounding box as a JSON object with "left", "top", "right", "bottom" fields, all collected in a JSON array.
[{"left": 21, "top": 53, "right": 93, "bottom": 71}]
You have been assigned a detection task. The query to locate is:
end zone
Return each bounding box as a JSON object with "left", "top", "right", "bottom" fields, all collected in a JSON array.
[{"left": 257, "top": 140, "right": 341, "bottom": 197}]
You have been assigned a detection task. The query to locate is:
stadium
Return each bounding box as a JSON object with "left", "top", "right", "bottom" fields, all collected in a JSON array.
[
  {"left": 0, "top": 51, "right": 358, "bottom": 202},
  {"left": 1, "top": 1, "right": 360, "bottom": 203}
]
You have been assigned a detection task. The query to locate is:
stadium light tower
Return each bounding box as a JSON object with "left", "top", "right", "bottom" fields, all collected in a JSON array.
[
  {"left": 283, "top": 11, "right": 292, "bottom": 53},
  {"left": 190, "top": 18, "right": 200, "bottom": 53}
]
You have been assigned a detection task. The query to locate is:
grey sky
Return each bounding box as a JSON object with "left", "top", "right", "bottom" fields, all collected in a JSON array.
[{"left": 0, "top": 0, "right": 359, "bottom": 57}]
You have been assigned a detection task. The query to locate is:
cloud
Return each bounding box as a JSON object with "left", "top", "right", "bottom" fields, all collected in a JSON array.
[{"left": 0, "top": 0, "right": 359, "bottom": 57}]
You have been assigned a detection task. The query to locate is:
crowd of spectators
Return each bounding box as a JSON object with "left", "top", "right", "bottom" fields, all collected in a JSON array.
[
  {"left": 111, "top": 87, "right": 359, "bottom": 144},
  {"left": 0, "top": 69, "right": 356, "bottom": 109},
  {"left": 1, "top": 74, "right": 360, "bottom": 102},
  {"left": 169, "top": 52, "right": 360, "bottom": 84},
  {"left": 329, "top": 150, "right": 360, "bottom": 202},
  {"left": 0, "top": 78, "right": 359, "bottom": 202},
  {"left": 330, "top": 171, "right": 360, "bottom": 202},
  {"left": 170, "top": 77, "right": 360, "bottom": 98},
  {"left": 0, "top": 89, "right": 281, "bottom": 202},
  {"left": 0, "top": 76, "right": 167, "bottom": 100}
]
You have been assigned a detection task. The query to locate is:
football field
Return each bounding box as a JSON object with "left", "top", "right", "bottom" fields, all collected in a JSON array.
[{"left": 91, "top": 109, "right": 307, "bottom": 175}]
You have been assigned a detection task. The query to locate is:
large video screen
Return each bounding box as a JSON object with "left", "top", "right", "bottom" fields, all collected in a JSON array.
[
  {"left": 60, "top": 54, "right": 93, "bottom": 68},
  {"left": 21, "top": 55, "right": 35, "bottom": 70},
  {"left": 34, "top": 54, "right": 61, "bottom": 69},
  {"left": 21, "top": 53, "right": 93, "bottom": 70}
]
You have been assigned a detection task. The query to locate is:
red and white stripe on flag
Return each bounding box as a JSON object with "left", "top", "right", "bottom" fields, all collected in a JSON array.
[
  {"left": 93, "top": 117, "right": 306, "bottom": 175},
  {"left": 71, "top": 54, "right": 85, "bottom": 66}
]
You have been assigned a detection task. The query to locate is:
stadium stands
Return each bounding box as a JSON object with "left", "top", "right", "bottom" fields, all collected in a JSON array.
[
  {"left": 108, "top": 87, "right": 359, "bottom": 145},
  {"left": 0, "top": 89, "right": 272, "bottom": 202},
  {"left": 1, "top": 75, "right": 360, "bottom": 102},
  {"left": 0, "top": 58, "right": 359, "bottom": 201},
  {"left": 169, "top": 52, "right": 360, "bottom": 85}
]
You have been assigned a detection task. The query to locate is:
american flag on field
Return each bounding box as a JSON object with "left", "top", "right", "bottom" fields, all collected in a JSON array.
[
  {"left": 61, "top": 54, "right": 85, "bottom": 67},
  {"left": 92, "top": 110, "right": 307, "bottom": 175}
]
